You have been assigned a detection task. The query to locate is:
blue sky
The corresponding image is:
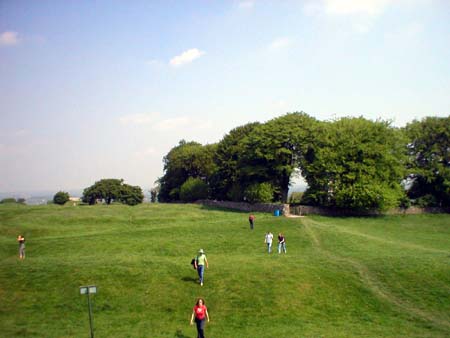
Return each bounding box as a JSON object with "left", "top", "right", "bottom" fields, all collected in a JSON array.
[{"left": 1, "top": 0, "right": 449, "bottom": 194}]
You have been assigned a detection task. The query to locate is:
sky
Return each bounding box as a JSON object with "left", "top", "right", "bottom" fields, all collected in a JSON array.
[{"left": 1, "top": 0, "right": 449, "bottom": 195}]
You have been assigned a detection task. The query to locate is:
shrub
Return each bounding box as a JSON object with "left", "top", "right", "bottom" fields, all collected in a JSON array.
[
  {"left": 53, "top": 191, "right": 70, "bottom": 205},
  {"left": 288, "top": 192, "right": 303, "bottom": 204},
  {"left": 414, "top": 194, "right": 438, "bottom": 208},
  {"left": 1, "top": 198, "right": 17, "bottom": 204},
  {"left": 180, "top": 178, "right": 209, "bottom": 202}
]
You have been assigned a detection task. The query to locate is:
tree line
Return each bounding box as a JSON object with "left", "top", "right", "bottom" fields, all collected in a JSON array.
[{"left": 157, "top": 112, "right": 450, "bottom": 211}]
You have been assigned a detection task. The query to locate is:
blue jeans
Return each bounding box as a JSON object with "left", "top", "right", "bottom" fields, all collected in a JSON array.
[
  {"left": 195, "top": 318, "right": 205, "bottom": 338},
  {"left": 197, "top": 265, "right": 205, "bottom": 283},
  {"left": 278, "top": 242, "right": 286, "bottom": 253},
  {"left": 267, "top": 242, "right": 272, "bottom": 253}
]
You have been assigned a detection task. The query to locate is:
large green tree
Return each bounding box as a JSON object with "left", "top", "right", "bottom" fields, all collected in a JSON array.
[
  {"left": 238, "top": 112, "right": 319, "bottom": 202},
  {"left": 158, "top": 140, "right": 217, "bottom": 202},
  {"left": 82, "top": 179, "right": 143, "bottom": 205},
  {"left": 210, "top": 122, "right": 260, "bottom": 201},
  {"left": 404, "top": 116, "right": 450, "bottom": 207},
  {"left": 303, "top": 117, "right": 407, "bottom": 211}
]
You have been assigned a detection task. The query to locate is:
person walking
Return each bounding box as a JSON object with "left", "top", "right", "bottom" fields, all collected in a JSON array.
[
  {"left": 190, "top": 297, "right": 210, "bottom": 338},
  {"left": 264, "top": 231, "right": 273, "bottom": 254},
  {"left": 17, "top": 235, "right": 25, "bottom": 260},
  {"left": 278, "top": 233, "right": 287, "bottom": 254},
  {"left": 194, "top": 249, "right": 208, "bottom": 286},
  {"left": 248, "top": 214, "right": 255, "bottom": 230}
]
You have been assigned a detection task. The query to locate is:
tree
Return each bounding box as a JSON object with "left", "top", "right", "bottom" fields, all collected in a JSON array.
[
  {"left": 210, "top": 122, "right": 260, "bottom": 200},
  {"left": 53, "top": 191, "right": 70, "bottom": 205},
  {"left": 150, "top": 185, "right": 159, "bottom": 203},
  {"left": 179, "top": 177, "right": 209, "bottom": 202},
  {"left": 404, "top": 116, "right": 450, "bottom": 207},
  {"left": 82, "top": 179, "right": 144, "bottom": 206},
  {"left": 303, "top": 117, "right": 407, "bottom": 211},
  {"left": 1, "top": 198, "right": 17, "bottom": 204},
  {"left": 158, "top": 141, "right": 217, "bottom": 202},
  {"left": 118, "top": 184, "right": 144, "bottom": 206},
  {"left": 238, "top": 112, "right": 319, "bottom": 202}
]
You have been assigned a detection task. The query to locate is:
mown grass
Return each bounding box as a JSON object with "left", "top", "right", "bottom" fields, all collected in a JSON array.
[{"left": 0, "top": 203, "right": 449, "bottom": 337}]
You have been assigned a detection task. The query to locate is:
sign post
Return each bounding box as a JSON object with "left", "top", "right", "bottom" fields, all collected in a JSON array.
[{"left": 80, "top": 285, "right": 97, "bottom": 338}]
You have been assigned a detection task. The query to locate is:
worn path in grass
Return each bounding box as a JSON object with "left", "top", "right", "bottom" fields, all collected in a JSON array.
[{"left": 302, "top": 216, "right": 450, "bottom": 333}]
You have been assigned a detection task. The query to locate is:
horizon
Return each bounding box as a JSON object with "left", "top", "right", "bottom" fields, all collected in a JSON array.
[{"left": 1, "top": 1, "right": 449, "bottom": 193}]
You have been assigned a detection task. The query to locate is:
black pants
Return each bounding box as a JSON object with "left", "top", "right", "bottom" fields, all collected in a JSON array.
[
  {"left": 249, "top": 220, "right": 254, "bottom": 229},
  {"left": 195, "top": 318, "right": 205, "bottom": 338}
]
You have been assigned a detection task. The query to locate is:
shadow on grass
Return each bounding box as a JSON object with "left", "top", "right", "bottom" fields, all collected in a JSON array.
[
  {"left": 174, "top": 329, "right": 190, "bottom": 338},
  {"left": 181, "top": 276, "right": 198, "bottom": 284}
]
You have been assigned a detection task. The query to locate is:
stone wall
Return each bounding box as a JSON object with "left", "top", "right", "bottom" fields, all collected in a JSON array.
[
  {"left": 197, "top": 200, "right": 448, "bottom": 216},
  {"left": 197, "top": 200, "right": 289, "bottom": 215},
  {"left": 288, "top": 204, "right": 448, "bottom": 216}
]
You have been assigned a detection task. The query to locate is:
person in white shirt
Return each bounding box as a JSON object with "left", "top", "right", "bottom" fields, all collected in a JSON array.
[{"left": 264, "top": 231, "right": 274, "bottom": 254}]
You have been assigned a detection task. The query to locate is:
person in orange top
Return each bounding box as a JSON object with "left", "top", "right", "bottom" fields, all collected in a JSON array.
[
  {"left": 17, "top": 235, "right": 25, "bottom": 259},
  {"left": 248, "top": 214, "right": 255, "bottom": 230},
  {"left": 190, "top": 297, "right": 210, "bottom": 338}
]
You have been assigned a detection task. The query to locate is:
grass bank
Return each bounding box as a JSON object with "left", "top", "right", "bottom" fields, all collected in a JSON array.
[{"left": 0, "top": 203, "right": 449, "bottom": 337}]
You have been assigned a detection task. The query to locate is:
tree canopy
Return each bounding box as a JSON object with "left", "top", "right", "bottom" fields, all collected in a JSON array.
[
  {"left": 157, "top": 112, "right": 448, "bottom": 212},
  {"left": 82, "top": 179, "right": 144, "bottom": 206},
  {"left": 53, "top": 191, "right": 70, "bottom": 205},
  {"left": 158, "top": 140, "right": 217, "bottom": 202},
  {"left": 404, "top": 116, "right": 450, "bottom": 207}
]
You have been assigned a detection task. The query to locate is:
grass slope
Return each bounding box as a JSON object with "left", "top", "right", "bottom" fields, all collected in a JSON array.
[{"left": 0, "top": 203, "right": 449, "bottom": 337}]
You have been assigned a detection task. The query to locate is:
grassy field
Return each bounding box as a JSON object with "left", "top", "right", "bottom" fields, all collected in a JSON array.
[{"left": 0, "top": 203, "right": 449, "bottom": 338}]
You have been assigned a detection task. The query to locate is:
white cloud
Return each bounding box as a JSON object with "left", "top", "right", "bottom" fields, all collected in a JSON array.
[
  {"left": 169, "top": 48, "right": 205, "bottom": 67},
  {"left": 118, "top": 113, "right": 160, "bottom": 125},
  {"left": 269, "top": 37, "right": 292, "bottom": 50},
  {"left": 324, "top": 0, "right": 393, "bottom": 16},
  {"left": 238, "top": 1, "right": 255, "bottom": 9},
  {"left": 0, "top": 31, "right": 20, "bottom": 46}
]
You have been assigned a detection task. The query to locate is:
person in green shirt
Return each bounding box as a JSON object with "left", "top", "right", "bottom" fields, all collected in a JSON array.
[{"left": 194, "top": 249, "right": 209, "bottom": 286}]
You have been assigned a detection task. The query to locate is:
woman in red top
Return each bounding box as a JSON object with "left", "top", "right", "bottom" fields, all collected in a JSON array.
[{"left": 190, "top": 297, "right": 210, "bottom": 338}]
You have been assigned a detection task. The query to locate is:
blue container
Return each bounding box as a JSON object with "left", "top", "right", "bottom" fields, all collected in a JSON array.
[{"left": 274, "top": 209, "right": 280, "bottom": 216}]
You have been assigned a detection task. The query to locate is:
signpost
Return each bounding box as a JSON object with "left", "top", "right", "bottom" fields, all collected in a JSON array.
[{"left": 80, "top": 285, "right": 97, "bottom": 338}]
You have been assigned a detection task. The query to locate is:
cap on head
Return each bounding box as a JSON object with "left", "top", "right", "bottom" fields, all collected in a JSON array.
[{"left": 198, "top": 249, "right": 204, "bottom": 254}]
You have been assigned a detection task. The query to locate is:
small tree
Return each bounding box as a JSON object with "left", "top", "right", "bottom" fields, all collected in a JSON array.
[
  {"left": 119, "top": 185, "right": 144, "bottom": 206},
  {"left": 150, "top": 186, "right": 159, "bottom": 203},
  {"left": 53, "top": 191, "right": 70, "bottom": 205},
  {"left": 1, "top": 198, "right": 17, "bottom": 204},
  {"left": 179, "top": 178, "right": 209, "bottom": 202},
  {"left": 82, "top": 179, "right": 144, "bottom": 206}
]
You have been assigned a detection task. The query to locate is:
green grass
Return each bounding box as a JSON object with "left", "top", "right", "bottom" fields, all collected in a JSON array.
[{"left": 0, "top": 203, "right": 449, "bottom": 337}]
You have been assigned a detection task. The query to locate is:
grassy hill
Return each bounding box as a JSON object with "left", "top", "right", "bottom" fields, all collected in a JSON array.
[{"left": 0, "top": 203, "right": 449, "bottom": 337}]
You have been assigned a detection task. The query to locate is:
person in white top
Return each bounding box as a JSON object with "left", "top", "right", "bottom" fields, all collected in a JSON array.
[{"left": 264, "top": 231, "right": 274, "bottom": 254}]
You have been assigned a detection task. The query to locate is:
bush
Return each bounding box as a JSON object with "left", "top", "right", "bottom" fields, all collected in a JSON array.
[
  {"left": 1, "top": 198, "right": 17, "bottom": 204},
  {"left": 53, "top": 191, "right": 70, "bottom": 205},
  {"left": 179, "top": 178, "right": 209, "bottom": 202},
  {"left": 244, "top": 182, "right": 274, "bottom": 203},
  {"left": 414, "top": 194, "right": 438, "bottom": 208},
  {"left": 288, "top": 192, "right": 303, "bottom": 204}
]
